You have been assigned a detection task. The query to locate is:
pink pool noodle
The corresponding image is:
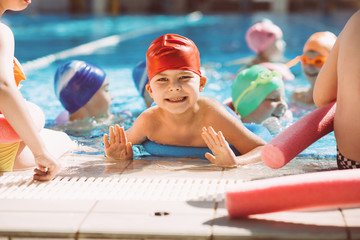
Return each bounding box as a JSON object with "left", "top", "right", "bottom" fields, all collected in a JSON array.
[
  {"left": 262, "top": 101, "right": 336, "bottom": 169},
  {"left": 226, "top": 169, "right": 360, "bottom": 218}
]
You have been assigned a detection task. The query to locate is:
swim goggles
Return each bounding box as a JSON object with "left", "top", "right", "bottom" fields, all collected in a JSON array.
[
  {"left": 233, "top": 70, "right": 282, "bottom": 111},
  {"left": 286, "top": 55, "right": 327, "bottom": 68}
]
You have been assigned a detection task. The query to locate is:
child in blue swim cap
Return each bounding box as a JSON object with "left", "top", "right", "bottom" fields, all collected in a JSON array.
[
  {"left": 54, "top": 60, "right": 113, "bottom": 125},
  {"left": 132, "top": 60, "right": 154, "bottom": 108}
]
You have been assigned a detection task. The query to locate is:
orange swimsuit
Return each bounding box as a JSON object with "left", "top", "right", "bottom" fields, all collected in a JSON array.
[
  {"left": 13, "top": 57, "right": 26, "bottom": 86},
  {"left": 0, "top": 58, "right": 26, "bottom": 171}
]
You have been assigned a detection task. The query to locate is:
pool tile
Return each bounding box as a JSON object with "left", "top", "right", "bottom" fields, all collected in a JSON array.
[
  {"left": 117, "top": 157, "right": 224, "bottom": 179},
  {"left": 213, "top": 207, "right": 347, "bottom": 239},
  {"left": 221, "top": 161, "right": 319, "bottom": 181},
  {"left": 0, "top": 212, "right": 85, "bottom": 238},
  {"left": 79, "top": 212, "right": 212, "bottom": 239},
  {"left": 0, "top": 199, "right": 96, "bottom": 212},
  {"left": 341, "top": 208, "right": 360, "bottom": 240},
  {"left": 93, "top": 199, "right": 215, "bottom": 216}
]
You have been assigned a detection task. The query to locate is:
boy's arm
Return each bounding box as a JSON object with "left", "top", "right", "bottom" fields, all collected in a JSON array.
[
  {"left": 103, "top": 125, "right": 133, "bottom": 160},
  {"left": 202, "top": 98, "right": 265, "bottom": 166},
  {"left": 125, "top": 113, "right": 149, "bottom": 144},
  {"left": 315, "top": 11, "right": 360, "bottom": 108},
  {"left": 201, "top": 126, "right": 263, "bottom": 167},
  {"left": 103, "top": 111, "right": 149, "bottom": 160},
  {"left": 209, "top": 100, "right": 265, "bottom": 153},
  {"left": 313, "top": 37, "right": 339, "bottom": 107}
]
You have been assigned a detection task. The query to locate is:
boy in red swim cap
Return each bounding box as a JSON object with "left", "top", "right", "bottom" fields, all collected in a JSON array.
[{"left": 103, "top": 34, "right": 266, "bottom": 167}]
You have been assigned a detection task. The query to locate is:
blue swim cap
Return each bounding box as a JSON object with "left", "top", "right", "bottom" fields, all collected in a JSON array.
[
  {"left": 132, "top": 60, "right": 149, "bottom": 97},
  {"left": 54, "top": 60, "right": 106, "bottom": 114}
]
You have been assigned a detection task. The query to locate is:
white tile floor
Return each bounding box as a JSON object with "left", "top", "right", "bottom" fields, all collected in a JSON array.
[{"left": 0, "top": 153, "right": 359, "bottom": 239}]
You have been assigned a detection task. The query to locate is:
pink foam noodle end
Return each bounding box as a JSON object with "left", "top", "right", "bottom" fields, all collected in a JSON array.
[
  {"left": 262, "top": 101, "right": 336, "bottom": 169},
  {"left": 226, "top": 169, "right": 360, "bottom": 218},
  {"left": 0, "top": 101, "right": 45, "bottom": 143}
]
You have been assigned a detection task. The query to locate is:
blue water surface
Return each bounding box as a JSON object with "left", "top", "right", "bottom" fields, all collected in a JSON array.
[{"left": 4, "top": 10, "right": 355, "bottom": 158}]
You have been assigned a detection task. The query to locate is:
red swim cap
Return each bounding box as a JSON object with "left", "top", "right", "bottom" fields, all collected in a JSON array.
[{"left": 146, "top": 34, "right": 201, "bottom": 81}]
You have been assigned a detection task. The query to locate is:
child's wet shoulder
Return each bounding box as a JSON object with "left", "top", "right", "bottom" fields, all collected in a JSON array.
[
  {"left": 199, "top": 95, "right": 221, "bottom": 105},
  {"left": 136, "top": 106, "right": 161, "bottom": 124},
  {"left": 0, "top": 23, "right": 14, "bottom": 44},
  {"left": 0, "top": 23, "right": 13, "bottom": 36}
]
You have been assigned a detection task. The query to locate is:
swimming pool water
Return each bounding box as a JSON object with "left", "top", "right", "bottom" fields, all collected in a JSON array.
[{"left": 5, "top": 11, "right": 355, "bottom": 159}]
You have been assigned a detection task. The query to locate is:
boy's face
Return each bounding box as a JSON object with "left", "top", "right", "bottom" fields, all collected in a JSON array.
[
  {"left": 242, "top": 88, "right": 287, "bottom": 124},
  {"left": 85, "top": 77, "right": 112, "bottom": 118},
  {"left": 146, "top": 69, "right": 206, "bottom": 114}
]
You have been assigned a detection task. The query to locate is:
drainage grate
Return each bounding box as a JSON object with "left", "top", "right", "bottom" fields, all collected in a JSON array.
[{"left": 0, "top": 175, "right": 242, "bottom": 201}]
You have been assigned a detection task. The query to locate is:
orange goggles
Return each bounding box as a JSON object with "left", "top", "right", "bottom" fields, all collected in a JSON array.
[
  {"left": 300, "top": 55, "right": 327, "bottom": 67},
  {"left": 286, "top": 55, "right": 327, "bottom": 68}
]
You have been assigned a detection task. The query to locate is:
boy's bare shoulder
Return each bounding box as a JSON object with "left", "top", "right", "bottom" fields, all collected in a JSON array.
[
  {"left": 352, "top": 10, "right": 360, "bottom": 22},
  {"left": 198, "top": 96, "right": 235, "bottom": 123},
  {"left": 199, "top": 95, "right": 228, "bottom": 113},
  {"left": 0, "top": 23, "right": 12, "bottom": 33},
  {"left": 135, "top": 106, "right": 162, "bottom": 126},
  {"left": 0, "top": 23, "right": 14, "bottom": 44},
  {"left": 199, "top": 95, "right": 220, "bottom": 104}
]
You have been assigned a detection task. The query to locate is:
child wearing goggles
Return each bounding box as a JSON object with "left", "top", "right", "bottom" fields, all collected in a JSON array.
[{"left": 289, "top": 31, "right": 336, "bottom": 105}]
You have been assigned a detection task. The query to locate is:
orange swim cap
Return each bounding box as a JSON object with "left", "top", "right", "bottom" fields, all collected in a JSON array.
[
  {"left": 303, "top": 31, "right": 337, "bottom": 57},
  {"left": 146, "top": 34, "right": 201, "bottom": 81}
]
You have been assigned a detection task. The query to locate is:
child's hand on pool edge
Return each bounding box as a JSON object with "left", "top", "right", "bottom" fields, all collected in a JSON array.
[
  {"left": 104, "top": 125, "right": 133, "bottom": 160},
  {"left": 201, "top": 126, "right": 237, "bottom": 167},
  {"left": 33, "top": 152, "right": 61, "bottom": 181}
]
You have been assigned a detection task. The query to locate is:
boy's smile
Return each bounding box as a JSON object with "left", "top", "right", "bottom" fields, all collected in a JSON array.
[{"left": 166, "top": 96, "right": 187, "bottom": 103}]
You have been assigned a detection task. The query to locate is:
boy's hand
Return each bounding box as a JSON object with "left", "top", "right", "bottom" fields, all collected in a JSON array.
[
  {"left": 103, "top": 125, "right": 133, "bottom": 160},
  {"left": 201, "top": 126, "right": 237, "bottom": 167}
]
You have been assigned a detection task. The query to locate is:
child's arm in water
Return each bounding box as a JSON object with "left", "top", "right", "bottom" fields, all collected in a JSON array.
[
  {"left": 103, "top": 125, "right": 133, "bottom": 160},
  {"left": 201, "top": 98, "right": 266, "bottom": 167},
  {"left": 202, "top": 127, "right": 263, "bottom": 166},
  {"left": 313, "top": 38, "right": 338, "bottom": 107}
]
